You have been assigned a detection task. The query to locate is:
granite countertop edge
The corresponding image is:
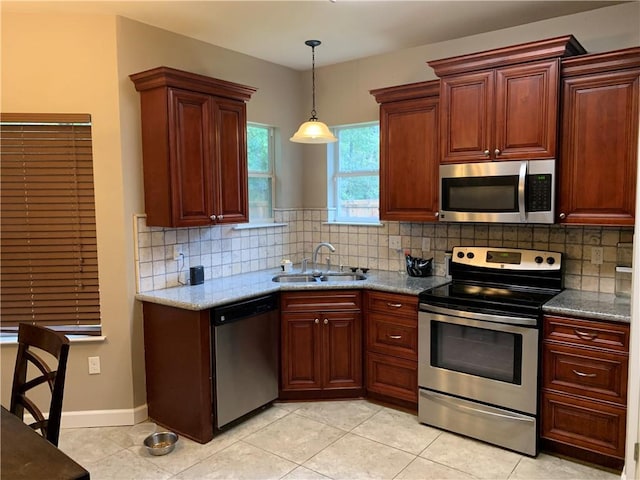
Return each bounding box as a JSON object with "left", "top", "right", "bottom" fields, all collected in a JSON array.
[
  {"left": 136, "top": 269, "right": 632, "bottom": 323},
  {"left": 135, "top": 269, "right": 450, "bottom": 311},
  {"left": 542, "top": 289, "right": 631, "bottom": 324}
]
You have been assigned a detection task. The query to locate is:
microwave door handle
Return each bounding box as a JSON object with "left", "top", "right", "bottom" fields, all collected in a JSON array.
[{"left": 518, "top": 161, "right": 527, "bottom": 222}]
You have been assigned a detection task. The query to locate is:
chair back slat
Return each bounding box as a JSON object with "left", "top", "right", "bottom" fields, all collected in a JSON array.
[{"left": 10, "top": 323, "right": 70, "bottom": 446}]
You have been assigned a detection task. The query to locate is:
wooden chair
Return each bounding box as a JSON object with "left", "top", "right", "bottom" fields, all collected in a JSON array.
[{"left": 10, "top": 323, "right": 70, "bottom": 446}]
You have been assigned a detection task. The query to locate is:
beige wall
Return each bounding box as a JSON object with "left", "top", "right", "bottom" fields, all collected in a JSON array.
[
  {"left": 0, "top": 13, "right": 134, "bottom": 413},
  {"left": 1, "top": 2, "right": 638, "bottom": 420}
]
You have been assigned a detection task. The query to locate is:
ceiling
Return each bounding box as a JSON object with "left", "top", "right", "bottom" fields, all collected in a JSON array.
[{"left": 2, "top": 1, "right": 625, "bottom": 70}]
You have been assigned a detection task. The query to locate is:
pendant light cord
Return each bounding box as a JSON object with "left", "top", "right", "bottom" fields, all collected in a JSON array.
[{"left": 310, "top": 44, "right": 317, "bottom": 120}]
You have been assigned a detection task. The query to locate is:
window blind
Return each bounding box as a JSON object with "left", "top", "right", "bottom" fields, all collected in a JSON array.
[{"left": 0, "top": 113, "right": 101, "bottom": 335}]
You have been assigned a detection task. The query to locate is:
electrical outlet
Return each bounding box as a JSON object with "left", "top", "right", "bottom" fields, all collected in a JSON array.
[
  {"left": 591, "top": 246, "right": 604, "bottom": 265},
  {"left": 88, "top": 356, "right": 101, "bottom": 375},
  {"left": 172, "top": 244, "right": 183, "bottom": 261},
  {"left": 422, "top": 238, "right": 431, "bottom": 251}
]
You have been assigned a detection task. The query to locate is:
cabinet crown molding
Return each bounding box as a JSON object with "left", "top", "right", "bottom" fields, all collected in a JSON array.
[
  {"left": 130, "top": 66, "right": 257, "bottom": 101},
  {"left": 428, "top": 34, "right": 586, "bottom": 77},
  {"left": 561, "top": 46, "right": 640, "bottom": 77},
  {"left": 370, "top": 79, "right": 440, "bottom": 104}
]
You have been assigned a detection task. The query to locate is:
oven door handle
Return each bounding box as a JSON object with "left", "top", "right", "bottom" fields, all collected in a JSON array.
[
  {"left": 419, "top": 304, "right": 538, "bottom": 327},
  {"left": 420, "top": 390, "right": 534, "bottom": 424},
  {"left": 518, "top": 161, "right": 527, "bottom": 222}
]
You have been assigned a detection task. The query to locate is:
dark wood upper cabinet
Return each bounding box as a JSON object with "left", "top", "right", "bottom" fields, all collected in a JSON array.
[
  {"left": 130, "top": 67, "right": 256, "bottom": 227},
  {"left": 429, "top": 35, "right": 585, "bottom": 163},
  {"left": 557, "top": 47, "right": 640, "bottom": 225},
  {"left": 370, "top": 80, "right": 440, "bottom": 222}
]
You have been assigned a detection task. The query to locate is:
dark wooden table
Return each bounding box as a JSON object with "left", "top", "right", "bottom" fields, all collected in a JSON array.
[{"left": 1, "top": 406, "right": 90, "bottom": 480}]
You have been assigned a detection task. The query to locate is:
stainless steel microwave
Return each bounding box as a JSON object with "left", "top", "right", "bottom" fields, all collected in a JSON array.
[{"left": 439, "top": 159, "right": 555, "bottom": 224}]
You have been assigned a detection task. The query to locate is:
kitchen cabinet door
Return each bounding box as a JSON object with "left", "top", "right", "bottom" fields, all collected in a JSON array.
[
  {"left": 281, "top": 312, "right": 323, "bottom": 391},
  {"left": 322, "top": 311, "right": 362, "bottom": 389},
  {"left": 557, "top": 48, "right": 639, "bottom": 225},
  {"left": 371, "top": 80, "right": 440, "bottom": 222},
  {"left": 214, "top": 98, "right": 249, "bottom": 224},
  {"left": 378, "top": 94, "right": 440, "bottom": 221},
  {"left": 168, "top": 88, "right": 215, "bottom": 226}
]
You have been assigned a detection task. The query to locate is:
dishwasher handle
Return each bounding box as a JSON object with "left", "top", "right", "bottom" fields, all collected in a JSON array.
[{"left": 211, "top": 294, "right": 278, "bottom": 326}]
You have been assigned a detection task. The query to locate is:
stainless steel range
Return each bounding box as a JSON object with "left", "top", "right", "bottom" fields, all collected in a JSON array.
[{"left": 418, "top": 246, "right": 563, "bottom": 456}]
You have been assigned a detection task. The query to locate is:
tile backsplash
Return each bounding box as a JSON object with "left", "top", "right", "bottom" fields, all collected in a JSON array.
[{"left": 134, "top": 209, "right": 634, "bottom": 294}]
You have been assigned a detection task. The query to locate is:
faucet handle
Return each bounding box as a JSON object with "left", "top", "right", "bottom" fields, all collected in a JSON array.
[{"left": 301, "top": 257, "right": 311, "bottom": 273}]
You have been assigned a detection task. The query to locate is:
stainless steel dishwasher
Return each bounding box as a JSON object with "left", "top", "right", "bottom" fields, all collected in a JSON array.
[{"left": 211, "top": 294, "right": 279, "bottom": 429}]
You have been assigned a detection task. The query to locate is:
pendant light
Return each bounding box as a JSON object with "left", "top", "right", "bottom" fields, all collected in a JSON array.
[{"left": 290, "top": 40, "right": 337, "bottom": 144}]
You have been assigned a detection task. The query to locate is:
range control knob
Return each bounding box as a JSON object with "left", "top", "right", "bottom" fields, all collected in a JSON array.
[
  {"left": 467, "top": 252, "right": 475, "bottom": 259},
  {"left": 546, "top": 257, "right": 556, "bottom": 265},
  {"left": 535, "top": 256, "right": 544, "bottom": 264},
  {"left": 457, "top": 251, "right": 465, "bottom": 259}
]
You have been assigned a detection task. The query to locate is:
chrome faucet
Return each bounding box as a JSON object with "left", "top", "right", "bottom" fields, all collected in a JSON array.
[{"left": 312, "top": 242, "right": 336, "bottom": 273}]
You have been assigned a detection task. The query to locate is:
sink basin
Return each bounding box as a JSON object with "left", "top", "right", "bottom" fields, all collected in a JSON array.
[
  {"left": 320, "top": 272, "right": 367, "bottom": 282},
  {"left": 272, "top": 274, "right": 319, "bottom": 283},
  {"left": 272, "top": 272, "right": 367, "bottom": 283}
]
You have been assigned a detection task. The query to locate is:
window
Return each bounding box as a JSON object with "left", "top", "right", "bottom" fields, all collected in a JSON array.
[
  {"left": 328, "top": 122, "right": 380, "bottom": 223},
  {"left": 0, "top": 113, "right": 101, "bottom": 336},
  {"left": 247, "top": 123, "right": 275, "bottom": 223}
]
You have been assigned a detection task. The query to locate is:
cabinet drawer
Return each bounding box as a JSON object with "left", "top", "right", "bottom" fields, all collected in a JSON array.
[
  {"left": 366, "top": 291, "right": 417, "bottom": 318},
  {"left": 544, "top": 316, "right": 629, "bottom": 352},
  {"left": 541, "top": 390, "right": 626, "bottom": 460},
  {"left": 543, "top": 343, "right": 627, "bottom": 405},
  {"left": 366, "top": 352, "right": 417, "bottom": 403},
  {"left": 281, "top": 291, "right": 361, "bottom": 312},
  {"left": 367, "top": 312, "right": 417, "bottom": 360}
]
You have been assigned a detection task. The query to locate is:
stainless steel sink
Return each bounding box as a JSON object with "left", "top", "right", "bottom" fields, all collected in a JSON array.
[{"left": 272, "top": 272, "right": 366, "bottom": 283}]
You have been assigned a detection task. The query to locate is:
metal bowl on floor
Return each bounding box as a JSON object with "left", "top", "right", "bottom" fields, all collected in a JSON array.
[{"left": 143, "top": 431, "right": 178, "bottom": 456}]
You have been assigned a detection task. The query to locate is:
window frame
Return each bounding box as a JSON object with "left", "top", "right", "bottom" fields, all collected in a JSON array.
[
  {"left": 328, "top": 121, "right": 380, "bottom": 224},
  {"left": 246, "top": 122, "right": 276, "bottom": 224}
]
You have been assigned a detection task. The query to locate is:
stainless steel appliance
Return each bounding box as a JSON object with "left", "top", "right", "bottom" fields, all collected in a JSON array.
[
  {"left": 418, "top": 246, "right": 563, "bottom": 456},
  {"left": 211, "top": 294, "right": 279, "bottom": 429},
  {"left": 439, "top": 159, "right": 555, "bottom": 224}
]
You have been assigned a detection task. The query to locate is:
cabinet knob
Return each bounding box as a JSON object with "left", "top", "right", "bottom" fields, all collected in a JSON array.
[
  {"left": 434, "top": 211, "right": 439, "bottom": 218},
  {"left": 218, "top": 215, "right": 224, "bottom": 221},
  {"left": 210, "top": 215, "right": 217, "bottom": 221},
  {"left": 494, "top": 148, "right": 501, "bottom": 156},
  {"left": 559, "top": 213, "right": 566, "bottom": 220},
  {"left": 323, "top": 318, "right": 328, "bottom": 325},
  {"left": 314, "top": 318, "right": 319, "bottom": 324},
  {"left": 483, "top": 150, "right": 490, "bottom": 157}
]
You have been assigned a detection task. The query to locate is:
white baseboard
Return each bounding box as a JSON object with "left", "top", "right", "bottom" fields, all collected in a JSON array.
[{"left": 24, "top": 404, "right": 149, "bottom": 429}]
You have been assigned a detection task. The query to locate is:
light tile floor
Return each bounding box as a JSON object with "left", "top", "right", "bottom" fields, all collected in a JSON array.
[{"left": 58, "top": 400, "right": 621, "bottom": 480}]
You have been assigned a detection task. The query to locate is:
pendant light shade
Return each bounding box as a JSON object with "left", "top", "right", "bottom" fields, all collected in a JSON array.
[{"left": 290, "top": 40, "right": 337, "bottom": 144}]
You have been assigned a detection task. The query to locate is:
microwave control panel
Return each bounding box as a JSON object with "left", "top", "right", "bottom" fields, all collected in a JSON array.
[{"left": 526, "top": 174, "right": 552, "bottom": 212}]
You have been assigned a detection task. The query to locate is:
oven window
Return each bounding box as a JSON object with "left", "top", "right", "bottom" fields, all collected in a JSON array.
[
  {"left": 442, "top": 176, "right": 518, "bottom": 212},
  {"left": 431, "top": 321, "right": 522, "bottom": 384}
]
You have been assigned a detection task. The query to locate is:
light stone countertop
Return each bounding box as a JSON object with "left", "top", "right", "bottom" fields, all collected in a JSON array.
[
  {"left": 135, "top": 268, "right": 450, "bottom": 311},
  {"left": 543, "top": 289, "right": 632, "bottom": 324}
]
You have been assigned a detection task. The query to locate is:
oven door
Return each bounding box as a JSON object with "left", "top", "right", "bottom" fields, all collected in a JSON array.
[{"left": 418, "top": 305, "right": 539, "bottom": 415}]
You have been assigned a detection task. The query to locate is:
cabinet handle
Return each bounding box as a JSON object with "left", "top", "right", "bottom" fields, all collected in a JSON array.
[
  {"left": 572, "top": 369, "right": 597, "bottom": 378},
  {"left": 559, "top": 213, "right": 566, "bottom": 220},
  {"left": 388, "top": 335, "right": 402, "bottom": 339},
  {"left": 483, "top": 150, "right": 490, "bottom": 157},
  {"left": 574, "top": 329, "right": 598, "bottom": 341},
  {"left": 210, "top": 215, "right": 217, "bottom": 221},
  {"left": 218, "top": 215, "right": 224, "bottom": 221},
  {"left": 494, "top": 148, "right": 501, "bottom": 156},
  {"left": 323, "top": 318, "right": 328, "bottom": 325},
  {"left": 387, "top": 303, "right": 402, "bottom": 308},
  {"left": 314, "top": 318, "right": 319, "bottom": 324}
]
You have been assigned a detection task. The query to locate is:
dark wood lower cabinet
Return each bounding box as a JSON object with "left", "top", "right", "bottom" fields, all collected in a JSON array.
[
  {"left": 280, "top": 291, "right": 363, "bottom": 400},
  {"left": 541, "top": 315, "right": 629, "bottom": 470}
]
